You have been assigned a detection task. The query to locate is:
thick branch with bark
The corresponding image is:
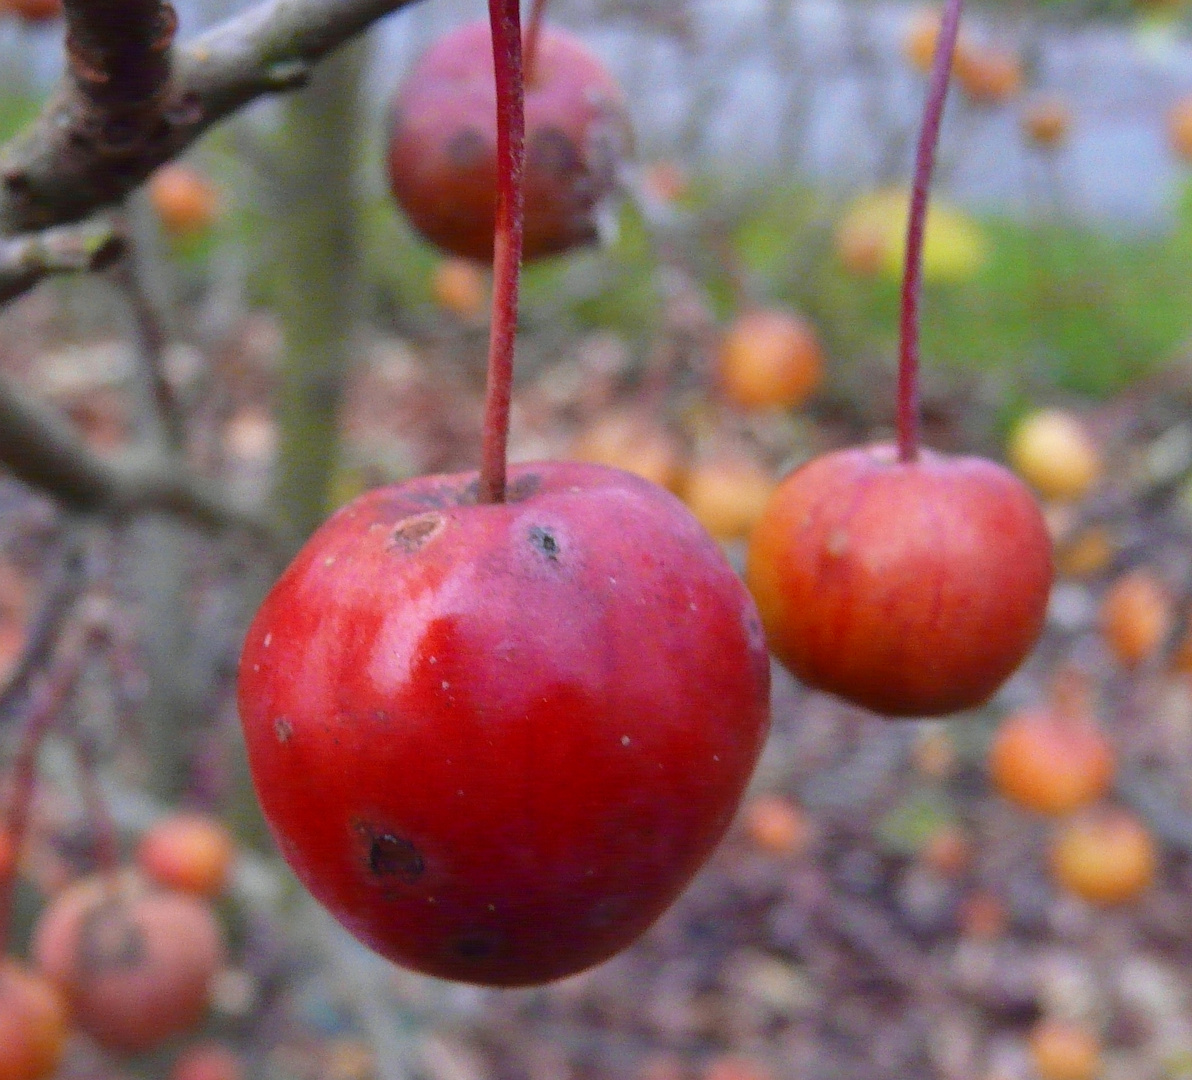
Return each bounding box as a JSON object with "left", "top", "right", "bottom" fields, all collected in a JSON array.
[{"left": 0, "top": 0, "right": 423, "bottom": 238}]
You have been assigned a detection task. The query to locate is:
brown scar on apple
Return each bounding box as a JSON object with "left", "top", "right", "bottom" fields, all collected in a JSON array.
[{"left": 391, "top": 513, "right": 445, "bottom": 553}]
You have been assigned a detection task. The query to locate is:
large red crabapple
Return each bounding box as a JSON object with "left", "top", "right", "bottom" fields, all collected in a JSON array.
[{"left": 238, "top": 461, "right": 770, "bottom": 986}]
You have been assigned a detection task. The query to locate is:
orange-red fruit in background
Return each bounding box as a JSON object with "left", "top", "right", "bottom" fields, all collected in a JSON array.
[
  {"left": 570, "top": 409, "right": 687, "bottom": 493},
  {"left": 746, "top": 444, "right": 1053, "bottom": 717},
  {"left": 171, "top": 1043, "right": 245, "bottom": 1080},
  {"left": 1050, "top": 808, "right": 1156, "bottom": 906},
  {"left": 956, "top": 47, "right": 1022, "bottom": 105},
  {"left": 1022, "top": 97, "right": 1072, "bottom": 149},
  {"left": 387, "top": 21, "right": 631, "bottom": 262},
  {"left": 988, "top": 703, "right": 1114, "bottom": 816},
  {"left": 902, "top": 9, "right": 974, "bottom": 74},
  {"left": 0, "top": 0, "right": 61, "bottom": 22},
  {"left": 1169, "top": 97, "right": 1192, "bottom": 162},
  {"left": 137, "top": 812, "right": 236, "bottom": 898},
  {"left": 1028, "top": 1019, "right": 1101, "bottom": 1080},
  {"left": 0, "top": 962, "right": 68, "bottom": 1080},
  {"left": 717, "top": 308, "right": 823, "bottom": 411},
  {"left": 682, "top": 453, "right": 775, "bottom": 542},
  {"left": 33, "top": 874, "right": 224, "bottom": 1054},
  {"left": 1100, "top": 569, "right": 1172, "bottom": 669},
  {"left": 149, "top": 164, "right": 219, "bottom": 239},
  {"left": 742, "top": 795, "right": 810, "bottom": 858},
  {"left": 431, "top": 258, "right": 489, "bottom": 322}
]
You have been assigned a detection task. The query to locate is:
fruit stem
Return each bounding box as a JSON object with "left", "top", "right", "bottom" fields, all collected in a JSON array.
[
  {"left": 477, "top": 0, "right": 527, "bottom": 505},
  {"left": 74, "top": 729, "right": 121, "bottom": 877},
  {"left": 524, "top": 0, "right": 548, "bottom": 86},
  {"left": 0, "top": 625, "right": 92, "bottom": 955},
  {"left": 897, "top": 0, "right": 963, "bottom": 464}
]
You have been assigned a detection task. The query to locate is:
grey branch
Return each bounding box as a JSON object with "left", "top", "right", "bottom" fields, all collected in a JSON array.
[
  {"left": 0, "top": 0, "right": 424, "bottom": 240},
  {"left": 0, "top": 374, "right": 287, "bottom": 549},
  {"left": 0, "top": 219, "right": 126, "bottom": 303}
]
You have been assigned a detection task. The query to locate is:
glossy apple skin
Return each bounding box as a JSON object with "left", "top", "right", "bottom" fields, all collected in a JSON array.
[
  {"left": 747, "top": 444, "right": 1053, "bottom": 717},
  {"left": 386, "top": 21, "right": 631, "bottom": 262},
  {"left": 238, "top": 461, "right": 770, "bottom": 986}
]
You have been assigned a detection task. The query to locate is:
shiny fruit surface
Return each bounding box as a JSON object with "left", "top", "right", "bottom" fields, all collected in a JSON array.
[
  {"left": 717, "top": 308, "right": 823, "bottom": 411},
  {"left": 238, "top": 461, "right": 771, "bottom": 986},
  {"left": 0, "top": 962, "right": 67, "bottom": 1080},
  {"left": 988, "top": 706, "right": 1113, "bottom": 815},
  {"left": 1050, "top": 808, "right": 1156, "bottom": 905},
  {"left": 387, "top": 21, "right": 631, "bottom": 262},
  {"left": 32, "top": 874, "right": 224, "bottom": 1054},
  {"left": 747, "top": 443, "right": 1052, "bottom": 717},
  {"left": 137, "top": 812, "right": 236, "bottom": 898}
]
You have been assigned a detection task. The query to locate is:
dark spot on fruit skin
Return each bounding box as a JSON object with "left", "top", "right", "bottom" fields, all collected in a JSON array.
[
  {"left": 446, "top": 127, "right": 487, "bottom": 169},
  {"left": 528, "top": 125, "right": 583, "bottom": 180},
  {"left": 363, "top": 830, "right": 425, "bottom": 882},
  {"left": 453, "top": 934, "right": 496, "bottom": 960},
  {"left": 528, "top": 526, "right": 560, "bottom": 561},
  {"left": 391, "top": 512, "right": 445, "bottom": 553},
  {"left": 79, "top": 902, "right": 144, "bottom": 974}
]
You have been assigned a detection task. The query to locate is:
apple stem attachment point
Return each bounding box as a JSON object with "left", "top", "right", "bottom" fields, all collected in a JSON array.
[
  {"left": 477, "top": 0, "right": 527, "bottom": 506},
  {"left": 523, "top": 0, "right": 548, "bottom": 86},
  {"left": 897, "top": 0, "right": 963, "bottom": 465}
]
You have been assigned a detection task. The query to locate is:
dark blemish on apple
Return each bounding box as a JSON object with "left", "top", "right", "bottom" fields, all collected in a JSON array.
[
  {"left": 366, "top": 831, "right": 425, "bottom": 882},
  {"left": 453, "top": 934, "right": 496, "bottom": 960},
  {"left": 528, "top": 126, "right": 583, "bottom": 180},
  {"left": 446, "top": 127, "right": 487, "bottom": 169},
  {"left": 274, "top": 717, "right": 293, "bottom": 744},
  {"left": 528, "top": 526, "right": 561, "bottom": 561},
  {"left": 391, "top": 512, "right": 445, "bottom": 553}
]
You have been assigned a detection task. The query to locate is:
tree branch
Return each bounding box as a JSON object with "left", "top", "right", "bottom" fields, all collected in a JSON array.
[
  {"left": 0, "top": 218, "right": 126, "bottom": 303},
  {"left": 0, "top": 0, "right": 424, "bottom": 239},
  {"left": 0, "top": 373, "right": 287, "bottom": 548}
]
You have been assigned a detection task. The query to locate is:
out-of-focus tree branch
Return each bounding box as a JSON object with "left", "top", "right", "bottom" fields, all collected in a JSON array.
[
  {"left": 0, "top": 219, "right": 126, "bottom": 302},
  {"left": 0, "top": 374, "right": 286, "bottom": 547},
  {"left": 0, "top": 0, "right": 424, "bottom": 242}
]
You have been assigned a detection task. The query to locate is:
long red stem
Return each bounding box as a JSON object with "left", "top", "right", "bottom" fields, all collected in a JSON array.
[
  {"left": 897, "top": 0, "right": 963, "bottom": 464},
  {"left": 524, "top": 0, "right": 548, "bottom": 85},
  {"left": 477, "top": 0, "right": 526, "bottom": 505}
]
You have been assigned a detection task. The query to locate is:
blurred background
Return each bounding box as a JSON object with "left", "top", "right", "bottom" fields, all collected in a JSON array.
[{"left": 5, "top": 0, "right": 1192, "bottom": 1078}]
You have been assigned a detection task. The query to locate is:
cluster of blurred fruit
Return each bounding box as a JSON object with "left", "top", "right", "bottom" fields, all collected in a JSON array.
[{"left": 0, "top": 811, "right": 236, "bottom": 1080}]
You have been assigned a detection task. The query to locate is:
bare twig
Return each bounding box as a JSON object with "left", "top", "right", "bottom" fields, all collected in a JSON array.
[
  {"left": 0, "top": 521, "right": 89, "bottom": 730},
  {"left": 0, "top": 218, "right": 126, "bottom": 302},
  {"left": 0, "top": 373, "right": 286, "bottom": 548},
  {"left": 0, "top": 0, "right": 426, "bottom": 245}
]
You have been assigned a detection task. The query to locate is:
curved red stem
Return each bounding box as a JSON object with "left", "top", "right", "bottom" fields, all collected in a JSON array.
[
  {"left": 477, "top": 0, "right": 526, "bottom": 505},
  {"left": 897, "top": 0, "right": 963, "bottom": 464}
]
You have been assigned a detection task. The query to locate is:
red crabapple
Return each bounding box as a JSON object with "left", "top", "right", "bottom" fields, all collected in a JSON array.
[{"left": 238, "top": 461, "right": 770, "bottom": 986}]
